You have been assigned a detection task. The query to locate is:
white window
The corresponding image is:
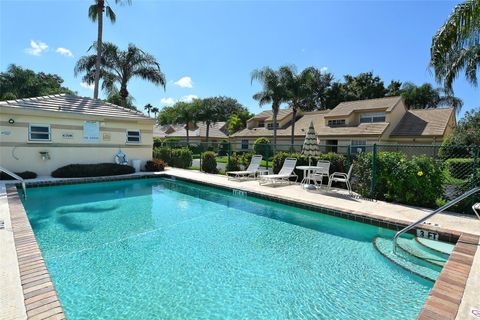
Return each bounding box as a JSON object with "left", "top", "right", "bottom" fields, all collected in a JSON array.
[
  {"left": 267, "top": 123, "right": 279, "bottom": 130},
  {"left": 328, "top": 119, "right": 346, "bottom": 127},
  {"left": 29, "top": 124, "right": 51, "bottom": 141},
  {"left": 126, "top": 130, "right": 141, "bottom": 143},
  {"left": 360, "top": 112, "right": 386, "bottom": 123},
  {"left": 351, "top": 140, "right": 367, "bottom": 153},
  {"left": 241, "top": 139, "right": 249, "bottom": 150}
]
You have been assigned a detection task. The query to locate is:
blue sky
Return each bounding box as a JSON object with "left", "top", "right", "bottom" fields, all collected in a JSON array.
[{"left": 1, "top": 0, "right": 478, "bottom": 119}]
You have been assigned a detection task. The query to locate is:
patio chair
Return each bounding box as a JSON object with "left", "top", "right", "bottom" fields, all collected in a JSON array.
[
  {"left": 259, "top": 158, "right": 298, "bottom": 186},
  {"left": 227, "top": 155, "right": 263, "bottom": 180},
  {"left": 310, "top": 160, "right": 330, "bottom": 188},
  {"left": 327, "top": 165, "right": 353, "bottom": 194},
  {"left": 472, "top": 203, "right": 480, "bottom": 220}
]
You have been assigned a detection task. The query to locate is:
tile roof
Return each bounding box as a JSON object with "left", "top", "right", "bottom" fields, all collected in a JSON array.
[
  {"left": 0, "top": 94, "right": 152, "bottom": 121},
  {"left": 391, "top": 108, "right": 454, "bottom": 137},
  {"left": 249, "top": 108, "right": 293, "bottom": 122},
  {"left": 324, "top": 96, "right": 403, "bottom": 118},
  {"left": 232, "top": 111, "right": 388, "bottom": 138},
  {"left": 154, "top": 122, "right": 228, "bottom": 139}
]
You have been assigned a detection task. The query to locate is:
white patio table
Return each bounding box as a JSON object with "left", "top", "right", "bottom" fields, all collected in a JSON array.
[{"left": 296, "top": 165, "right": 323, "bottom": 189}]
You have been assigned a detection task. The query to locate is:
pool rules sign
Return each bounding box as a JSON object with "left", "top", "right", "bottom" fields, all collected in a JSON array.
[{"left": 83, "top": 121, "right": 100, "bottom": 143}]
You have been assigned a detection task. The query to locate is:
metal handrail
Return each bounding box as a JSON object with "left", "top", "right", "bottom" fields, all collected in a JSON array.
[
  {"left": 393, "top": 187, "right": 480, "bottom": 254},
  {"left": 0, "top": 166, "right": 27, "bottom": 199}
]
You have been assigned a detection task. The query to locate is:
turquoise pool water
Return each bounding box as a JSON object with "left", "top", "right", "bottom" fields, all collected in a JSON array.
[{"left": 23, "top": 178, "right": 432, "bottom": 319}]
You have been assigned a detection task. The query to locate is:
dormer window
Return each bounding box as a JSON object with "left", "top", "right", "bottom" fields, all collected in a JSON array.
[
  {"left": 328, "top": 119, "right": 346, "bottom": 127},
  {"left": 267, "top": 123, "right": 279, "bottom": 130},
  {"left": 258, "top": 121, "right": 265, "bottom": 128},
  {"left": 360, "top": 112, "right": 386, "bottom": 123}
]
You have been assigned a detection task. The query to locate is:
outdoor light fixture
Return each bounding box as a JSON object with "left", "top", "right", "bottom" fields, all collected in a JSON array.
[
  {"left": 39, "top": 151, "right": 50, "bottom": 161},
  {"left": 8, "top": 118, "right": 14, "bottom": 124}
]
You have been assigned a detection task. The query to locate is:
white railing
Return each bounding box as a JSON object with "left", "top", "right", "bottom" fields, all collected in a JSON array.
[
  {"left": 0, "top": 166, "right": 27, "bottom": 199},
  {"left": 393, "top": 187, "right": 480, "bottom": 254}
]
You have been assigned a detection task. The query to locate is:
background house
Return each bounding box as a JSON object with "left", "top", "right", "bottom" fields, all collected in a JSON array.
[
  {"left": 154, "top": 122, "right": 228, "bottom": 145},
  {"left": 230, "top": 96, "right": 456, "bottom": 152},
  {"left": 0, "top": 94, "right": 155, "bottom": 176}
]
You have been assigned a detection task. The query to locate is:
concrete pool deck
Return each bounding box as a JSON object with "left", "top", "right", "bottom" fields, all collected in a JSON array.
[{"left": 0, "top": 169, "right": 479, "bottom": 319}]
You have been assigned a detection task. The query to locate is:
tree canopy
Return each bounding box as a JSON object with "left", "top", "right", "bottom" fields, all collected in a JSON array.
[
  {"left": 0, "top": 64, "right": 75, "bottom": 100},
  {"left": 443, "top": 108, "right": 480, "bottom": 147}
]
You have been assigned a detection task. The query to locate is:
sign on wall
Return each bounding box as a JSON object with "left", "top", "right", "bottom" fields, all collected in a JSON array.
[
  {"left": 83, "top": 121, "right": 100, "bottom": 143},
  {"left": 62, "top": 132, "right": 74, "bottom": 139}
]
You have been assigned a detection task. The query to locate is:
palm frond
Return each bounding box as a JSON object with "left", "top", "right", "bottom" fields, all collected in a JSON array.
[
  {"left": 105, "top": 6, "right": 116, "bottom": 23},
  {"left": 88, "top": 4, "right": 98, "bottom": 22}
]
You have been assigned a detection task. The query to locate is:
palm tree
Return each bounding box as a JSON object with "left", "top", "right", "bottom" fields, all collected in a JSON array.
[
  {"left": 195, "top": 98, "right": 220, "bottom": 145},
  {"left": 430, "top": 0, "right": 480, "bottom": 93},
  {"left": 75, "top": 42, "right": 166, "bottom": 108},
  {"left": 151, "top": 106, "right": 159, "bottom": 118},
  {"left": 401, "top": 82, "right": 463, "bottom": 112},
  {"left": 251, "top": 67, "right": 287, "bottom": 152},
  {"left": 279, "top": 65, "right": 317, "bottom": 148},
  {"left": 173, "top": 101, "right": 196, "bottom": 145},
  {"left": 88, "top": 0, "right": 131, "bottom": 99},
  {"left": 144, "top": 103, "right": 153, "bottom": 116}
]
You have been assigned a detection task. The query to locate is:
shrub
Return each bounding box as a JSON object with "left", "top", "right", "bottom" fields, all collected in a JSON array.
[
  {"left": 318, "top": 152, "right": 346, "bottom": 174},
  {"left": 353, "top": 152, "right": 444, "bottom": 208},
  {"left": 201, "top": 151, "right": 218, "bottom": 173},
  {"left": 153, "top": 147, "right": 172, "bottom": 164},
  {"left": 253, "top": 137, "right": 271, "bottom": 157},
  {"left": 0, "top": 171, "right": 37, "bottom": 180},
  {"left": 241, "top": 151, "right": 255, "bottom": 166},
  {"left": 170, "top": 148, "right": 192, "bottom": 168},
  {"left": 445, "top": 158, "right": 474, "bottom": 180},
  {"left": 51, "top": 163, "right": 135, "bottom": 178},
  {"left": 144, "top": 159, "right": 166, "bottom": 172},
  {"left": 153, "top": 137, "right": 164, "bottom": 148},
  {"left": 226, "top": 152, "right": 241, "bottom": 171}
]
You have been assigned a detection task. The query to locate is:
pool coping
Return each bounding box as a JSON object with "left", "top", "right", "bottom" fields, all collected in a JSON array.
[{"left": 4, "top": 173, "right": 479, "bottom": 319}]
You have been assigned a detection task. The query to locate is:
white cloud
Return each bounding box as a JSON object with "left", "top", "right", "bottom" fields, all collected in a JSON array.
[
  {"left": 25, "top": 40, "right": 48, "bottom": 56},
  {"left": 56, "top": 47, "right": 73, "bottom": 57},
  {"left": 320, "top": 66, "right": 328, "bottom": 74},
  {"left": 160, "top": 97, "right": 176, "bottom": 105},
  {"left": 160, "top": 95, "right": 199, "bottom": 105},
  {"left": 181, "top": 94, "right": 198, "bottom": 102},
  {"left": 174, "top": 76, "right": 193, "bottom": 88},
  {"left": 80, "top": 82, "right": 94, "bottom": 90}
]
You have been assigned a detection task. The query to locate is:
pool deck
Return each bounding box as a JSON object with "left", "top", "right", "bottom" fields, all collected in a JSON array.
[{"left": 0, "top": 168, "right": 479, "bottom": 319}]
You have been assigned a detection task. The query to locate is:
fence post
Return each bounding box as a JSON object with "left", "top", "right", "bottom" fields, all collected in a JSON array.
[
  {"left": 227, "top": 142, "right": 231, "bottom": 171},
  {"left": 371, "top": 143, "right": 377, "bottom": 197},
  {"left": 266, "top": 144, "right": 270, "bottom": 171},
  {"left": 473, "top": 146, "right": 479, "bottom": 188},
  {"left": 347, "top": 144, "right": 351, "bottom": 167}
]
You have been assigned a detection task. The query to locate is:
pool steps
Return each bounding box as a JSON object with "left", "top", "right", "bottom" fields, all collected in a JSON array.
[{"left": 373, "top": 236, "right": 453, "bottom": 282}]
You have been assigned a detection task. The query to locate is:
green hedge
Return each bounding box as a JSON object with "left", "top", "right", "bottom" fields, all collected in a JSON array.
[
  {"left": 445, "top": 158, "right": 474, "bottom": 180},
  {"left": 0, "top": 171, "right": 37, "bottom": 180},
  {"left": 353, "top": 152, "right": 444, "bottom": 208},
  {"left": 51, "top": 163, "right": 135, "bottom": 178},
  {"left": 253, "top": 138, "right": 271, "bottom": 157},
  {"left": 202, "top": 151, "right": 218, "bottom": 173},
  {"left": 153, "top": 147, "right": 172, "bottom": 165},
  {"left": 170, "top": 148, "right": 192, "bottom": 168},
  {"left": 144, "top": 159, "right": 166, "bottom": 172}
]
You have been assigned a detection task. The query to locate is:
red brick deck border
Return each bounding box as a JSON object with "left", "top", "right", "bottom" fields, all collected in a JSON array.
[
  {"left": 4, "top": 176, "right": 480, "bottom": 320},
  {"left": 417, "top": 233, "right": 480, "bottom": 320},
  {"left": 6, "top": 185, "right": 66, "bottom": 320}
]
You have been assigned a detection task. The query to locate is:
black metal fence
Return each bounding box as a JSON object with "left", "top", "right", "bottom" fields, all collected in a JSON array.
[{"left": 153, "top": 141, "right": 480, "bottom": 214}]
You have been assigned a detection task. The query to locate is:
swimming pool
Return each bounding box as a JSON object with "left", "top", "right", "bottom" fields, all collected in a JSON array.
[{"left": 22, "top": 178, "right": 432, "bottom": 319}]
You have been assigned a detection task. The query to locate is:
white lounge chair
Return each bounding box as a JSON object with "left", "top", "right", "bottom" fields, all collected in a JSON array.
[
  {"left": 259, "top": 158, "right": 298, "bottom": 186},
  {"left": 227, "top": 155, "right": 263, "bottom": 180},
  {"left": 310, "top": 160, "right": 330, "bottom": 188},
  {"left": 472, "top": 203, "right": 480, "bottom": 220},
  {"left": 327, "top": 165, "right": 353, "bottom": 194}
]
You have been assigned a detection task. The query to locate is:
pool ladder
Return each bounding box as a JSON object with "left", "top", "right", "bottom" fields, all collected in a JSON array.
[
  {"left": 0, "top": 166, "right": 27, "bottom": 199},
  {"left": 393, "top": 187, "right": 480, "bottom": 254}
]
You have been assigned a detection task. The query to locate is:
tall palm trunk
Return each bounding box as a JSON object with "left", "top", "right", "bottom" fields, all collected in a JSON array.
[
  {"left": 205, "top": 120, "right": 210, "bottom": 145},
  {"left": 93, "top": 0, "right": 104, "bottom": 100},
  {"left": 290, "top": 106, "right": 297, "bottom": 150},
  {"left": 272, "top": 103, "right": 279, "bottom": 153},
  {"left": 119, "top": 85, "right": 128, "bottom": 108},
  {"left": 185, "top": 124, "right": 190, "bottom": 145}
]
